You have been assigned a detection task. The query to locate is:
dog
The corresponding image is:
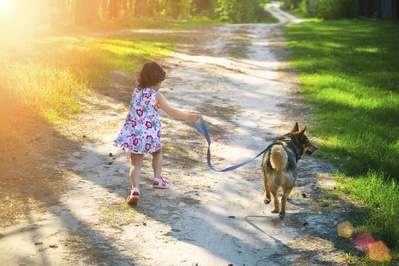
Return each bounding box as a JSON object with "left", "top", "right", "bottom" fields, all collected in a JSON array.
[{"left": 261, "top": 122, "right": 318, "bottom": 220}]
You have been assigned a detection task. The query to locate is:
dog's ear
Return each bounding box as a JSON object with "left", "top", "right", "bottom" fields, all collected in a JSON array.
[
  {"left": 292, "top": 122, "right": 299, "bottom": 132},
  {"left": 299, "top": 126, "right": 307, "bottom": 135},
  {"left": 276, "top": 132, "right": 291, "bottom": 140}
]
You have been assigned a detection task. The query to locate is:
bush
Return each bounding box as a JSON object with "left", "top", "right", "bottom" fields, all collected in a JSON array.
[
  {"left": 314, "top": 0, "right": 358, "bottom": 20},
  {"left": 216, "top": 0, "right": 265, "bottom": 23},
  {"left": 282, "top": 0, "right": 303, "bottom": 10}
]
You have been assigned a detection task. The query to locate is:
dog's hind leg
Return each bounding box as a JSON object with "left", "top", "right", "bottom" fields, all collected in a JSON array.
[
  {"left": 270, "top": 185, "right": 280, "bottom": 214},
  {"left": 262, "top": 168, "right": 271, "bottom": 204},
  {"left": 279, "top": 187, "right": 292, "bottom": 220}
]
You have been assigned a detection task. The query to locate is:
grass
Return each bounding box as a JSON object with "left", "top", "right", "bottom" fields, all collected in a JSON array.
[
  {"left": 336, "top": 171, "right": 399, "bottom": 263},
  {"left": 101, "top": 202, "right": 136, "bottom": 226},
  {"left": 283, "top": 18, "right": 399, "bottom": 257},
  {"left": 283, "top": 20, "right": 399, "bottom": 176},
  {"left": 335, "top": 171, "right": 399, "bottom": 247}
]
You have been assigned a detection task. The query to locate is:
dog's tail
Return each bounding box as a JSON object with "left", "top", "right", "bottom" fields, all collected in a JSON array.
[{"left": 270, "top": 145, "right": 287, "bottom": 171}]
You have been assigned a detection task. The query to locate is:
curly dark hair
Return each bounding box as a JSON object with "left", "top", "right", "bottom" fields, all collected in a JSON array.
[{"left": 137, "top": 61, "right": 166, "bottom": 89}]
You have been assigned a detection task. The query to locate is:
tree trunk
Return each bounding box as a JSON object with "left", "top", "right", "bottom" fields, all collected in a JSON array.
[
  {"left": 109, "top": 0, "right": 119, "bottom": 18},
  {"left": 134, "top": 0, "right": 143, "bottom": 17},
  {"left": 74, "top": 0, "right": 94, "bottom": 25}
]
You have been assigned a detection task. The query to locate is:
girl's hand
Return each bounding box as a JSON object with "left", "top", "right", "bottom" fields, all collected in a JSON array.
[{"left": 193, "top": 114, "right": 200, "bottom": 124}]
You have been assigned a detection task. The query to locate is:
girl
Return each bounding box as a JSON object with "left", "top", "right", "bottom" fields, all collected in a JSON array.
[{"left": 114, "top": 61, "right": 199, "bottom": 204}]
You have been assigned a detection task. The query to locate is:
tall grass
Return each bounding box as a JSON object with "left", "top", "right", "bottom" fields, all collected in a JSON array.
[
  {"left": 283, "top": 19, "right": 399, "bottom": 251},
  {"left": 0, "top": 48, "right": 86, "bottom": 148},
  {"left": 0, "top": 55, "right": 84, "bottom": 119}
]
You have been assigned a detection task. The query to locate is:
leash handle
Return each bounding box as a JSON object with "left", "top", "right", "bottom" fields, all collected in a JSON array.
[{"left": 193, "top": 115, "right": 267, "bottom": 172}]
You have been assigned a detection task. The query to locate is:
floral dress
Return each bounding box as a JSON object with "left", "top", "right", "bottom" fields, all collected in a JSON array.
[{"left": 114, "top": 88, "right": 162, "bottom": 154}]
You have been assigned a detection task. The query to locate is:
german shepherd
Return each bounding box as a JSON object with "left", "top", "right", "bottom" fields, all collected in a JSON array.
[{"left": 262, "top": 122, "right": 318, "bottom": 220}]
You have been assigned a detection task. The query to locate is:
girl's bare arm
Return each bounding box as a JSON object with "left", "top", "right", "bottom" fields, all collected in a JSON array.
[{"left": 157, "top": 92, "right": 198, "bottom": 123}]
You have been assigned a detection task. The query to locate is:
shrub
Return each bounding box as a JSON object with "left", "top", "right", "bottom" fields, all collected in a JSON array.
[{"left": 313, "top": 0, "right": 358, "bottom": 19}]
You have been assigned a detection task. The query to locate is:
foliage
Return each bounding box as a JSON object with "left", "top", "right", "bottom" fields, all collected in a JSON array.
[
  {"left": 313, "top": 0, "right": 358, "bottom": 19},
  {"left": 283, "top": 19, "right": 399, "bottom": 252},
  {"left": 13, "top": 0, "right": 272, "bottom": 29},
  {"left": 215, "top": 0, "right": 262, "bottom": 23},
  {"left": 282, "top": 0, "right": 358, "bottom": 19},
  {"left": 282, "top": 0, "right": 303, "bottom": 10},
  {"left": 191, "top": 0, "right": 217, "bottom": 18}
]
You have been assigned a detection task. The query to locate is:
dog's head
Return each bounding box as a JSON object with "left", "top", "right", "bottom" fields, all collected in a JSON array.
[{"left": 277, "top": 122, "right": 318, "bottom": 156}]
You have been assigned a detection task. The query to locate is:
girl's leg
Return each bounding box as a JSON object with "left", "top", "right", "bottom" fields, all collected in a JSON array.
[
  {"left": 130, "top": 153, "right": 144, "bottom": 189},
  {"left": 152, "top": 149, "right": 169, "bottom": 188},
  {"left": 152, "top": 149, "right": 162, "bottom": 177}
]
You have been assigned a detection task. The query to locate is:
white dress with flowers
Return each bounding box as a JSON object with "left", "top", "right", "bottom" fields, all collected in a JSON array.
[{"left": 114, "top": 88, "right": 162, "bottom": 154}]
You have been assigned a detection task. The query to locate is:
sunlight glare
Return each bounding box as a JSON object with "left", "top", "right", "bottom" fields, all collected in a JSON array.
[
  {"left": 0, "top": 0, "right": 10, "bottom": 11},
  {"left": 0, "top": 0, "right": 49, "bottom": 44}
]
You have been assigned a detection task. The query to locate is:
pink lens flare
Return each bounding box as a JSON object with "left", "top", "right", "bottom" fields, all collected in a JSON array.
[{"left": 354, "top": 233, "right": 374, "bottom": 252}]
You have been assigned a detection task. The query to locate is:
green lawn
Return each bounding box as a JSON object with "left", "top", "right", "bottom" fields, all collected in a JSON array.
[{"left": 283, "top": 18, "right": 399, "bottom": 259}]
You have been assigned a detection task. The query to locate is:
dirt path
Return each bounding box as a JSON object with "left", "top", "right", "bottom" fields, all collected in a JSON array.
[{"left": 1, "top": 3, "right": 358, "bottom": 265}]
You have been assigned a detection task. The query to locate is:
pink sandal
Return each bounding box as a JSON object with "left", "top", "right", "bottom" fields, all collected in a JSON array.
[
  {"left": 153, "top": 176, "right": 169, "bottom": 189},
  {"left": 126, "top": 187, "right": 140, "bottom": 204}
]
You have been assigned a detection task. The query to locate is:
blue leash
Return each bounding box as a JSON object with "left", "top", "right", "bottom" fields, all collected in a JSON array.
[{"left": 193, "top": 115, "right": 268, "bottom": 172}]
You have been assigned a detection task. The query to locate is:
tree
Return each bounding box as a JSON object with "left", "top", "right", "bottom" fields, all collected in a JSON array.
[
  {"left": 109, "top": 0, "right": 119, "bottom": 18},
  {"left": 282, "top": 0, "right": 302, "bottom": 9},
  {"left": 164, "top": 0, "right": 192, "bottom": 19},
  {"left": 74, "top": 0, "right": 95, "bottom": 25},
  {"left": 134, "top": 0, "right": 144, "bottom": 17},
  {"left": 191, "top": 0, "right": 215, "bottom": 17},
  {"left": 216, "top": 0, "right": 262, "bottom": 23},
  {"left": 314, "top": 0, "right": 357, "bottom": 19}
]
